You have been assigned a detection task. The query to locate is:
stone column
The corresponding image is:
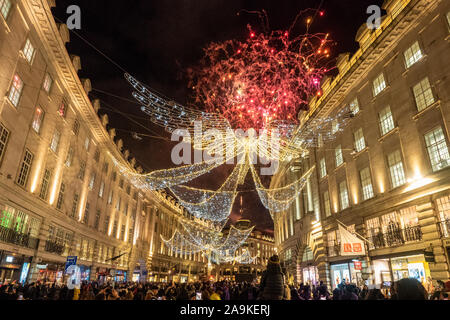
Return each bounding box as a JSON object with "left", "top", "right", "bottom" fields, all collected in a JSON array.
[
  {"left": 28, "top": 217, "right": 50, "bottom": 283},
  {"left": 417, "top": 201, "right": 450, "bottom": 284}
]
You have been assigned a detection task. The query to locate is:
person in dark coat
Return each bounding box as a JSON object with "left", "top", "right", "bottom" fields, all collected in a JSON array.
[{"left": 258, "top": 255, "right": 285, "bottom": 300}]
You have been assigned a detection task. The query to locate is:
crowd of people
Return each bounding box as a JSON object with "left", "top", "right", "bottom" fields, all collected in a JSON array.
[{"left": 0, "top": 255, "right": 449, "bottom": 301}]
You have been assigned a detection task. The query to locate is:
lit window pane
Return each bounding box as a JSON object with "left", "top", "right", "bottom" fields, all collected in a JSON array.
[
  {"left": 319, "top": 158, "right": 327, "bottom": 178},
  {"left": 373, "top": 73, "right": 386, "bottom": 96},
  {"left": 23, "top": 39, "right": 35, "bottom": 63},
  {"left": 360, "top": 167, "right": 374, "bottom": 201},
  {"left": 43, "top": 73, "right": 53, "bottom": 93},
  {"left": 388, "top": 150, "right": 406, "bottom": 188},
  {"left": 335, "top": 145, "right": 343, "bottom": 167},
  {"left": 32, "top": 107, "right": 44, "bottom": 133},
  {"left": 404, "top": 41, "right": 423, "bottom": 68},
  {"left": 324, "top": 191, "right": 331, "bottom": 217},
  {"left": 425, "top": 127, "right": 450, "bottom": 172},
  {"left": 379, "top": 106, "right": 395, "bottom": 136},
  {"left": 8, "top": 74, "right": 24, "bottom": 107},
  {"left": 413, "top": 77, "right": 435, "bottom": 111},
  {"left": 50, "top": 130, "right": 60, "bottom": 153},
  {"left": 350, "top": 98, "right": 360, "bottom": 115},
  {"left": 339, "top": 181, "right": 349, "bottom": 210},
  {"left": 354, "top": 128, "right": 366, "bottom": 152},
  {"left": 0, "top": 0, "right": 11, "bottom": 20}
]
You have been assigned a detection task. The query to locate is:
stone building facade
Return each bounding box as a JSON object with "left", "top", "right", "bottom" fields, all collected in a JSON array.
[
  {"left": 273, "top": 0, "right": 450, "bottom": 290},
  {"left": 0, "top": 0, "right": 207, "bottom": 284}
]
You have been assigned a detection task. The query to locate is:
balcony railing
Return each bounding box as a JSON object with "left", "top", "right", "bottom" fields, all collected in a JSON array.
[
  {"left": 0, "top": 225, "right": 39, "bottom": 250},
  {"left": 368, "top": 225, "right": 422, "bottom": 249},
  {"left": 438, "top": 219, "right": 450, "bottom": 238},
  {"left": 45, "top": 240, "right": 65, "bottom": 255}
]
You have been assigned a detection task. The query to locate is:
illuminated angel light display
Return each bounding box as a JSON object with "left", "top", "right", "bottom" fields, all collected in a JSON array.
[{"left": 114, "top": 10, "right": 353, "bottom": 261}]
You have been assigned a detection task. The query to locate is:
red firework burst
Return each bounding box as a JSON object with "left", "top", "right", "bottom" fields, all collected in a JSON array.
[{"left": 188, "top": 10, "right": 334, "bottom": 130}]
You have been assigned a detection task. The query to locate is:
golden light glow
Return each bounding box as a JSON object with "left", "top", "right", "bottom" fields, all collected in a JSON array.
[
  {"left": 405, "top": 169, "right": 435, "bottom": 192},
  {"left": 49, "top": 168, "right": 62, "bottom": 205},
  {"left": 378, "top": 178, "right": 385, "bottom": 194},
  {"left": 30, "top": 162, "right": 43, "bottom": 193}
]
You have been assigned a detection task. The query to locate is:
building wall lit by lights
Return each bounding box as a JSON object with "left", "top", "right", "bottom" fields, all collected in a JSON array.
[
  {"left": 0, "top": 0, "right": 207, "bottom": 284},
  {"left": 272, "top": 0, "right": 450, "bottom": 289}
]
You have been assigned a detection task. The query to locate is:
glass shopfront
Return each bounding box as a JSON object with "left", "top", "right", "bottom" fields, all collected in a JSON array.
[
  {"left": 371, "top": 254, "right": 431, "bottom": 288},
  {"left": 302, "top": 266, "right": 319, "bottom": 286},
  {"left": 79, "top": 265, "right": 91, "bottom": 281},
  {"left": 330, "top": 262, "right": 363, "bottom": 289},
  {"left": 114, "top": 270, "right": 127, "bottom": 282},
  {"left": 36, "top": 263, "right": 64, "bottom": 284}
]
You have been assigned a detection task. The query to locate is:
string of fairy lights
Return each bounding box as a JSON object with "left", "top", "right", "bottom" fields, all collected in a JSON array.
[{"left": 105, "top": 9, "right": 354, "bottom": 263}]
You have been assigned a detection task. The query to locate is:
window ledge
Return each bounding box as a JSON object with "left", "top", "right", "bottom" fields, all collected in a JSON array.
[
  {"left": 3, "top": 96, "right": 18, "bottom": 111},
  {"left": 412, "top": 100, "right": 441, "bottom": 121},
  {"left": 401, "top": 55, "right": 428, "bottom": 78},
  {"left": 352, "top": 147, "right": 369, "bottom": 159},
  {"left": 378, "top": 127, "right": 399, "bottom": 143},
  {"left": 334, "top": 163, "right": 346, "bottom": 172},
  {"left": 371, "top": 85, "right": 391, "bottom": 102}
]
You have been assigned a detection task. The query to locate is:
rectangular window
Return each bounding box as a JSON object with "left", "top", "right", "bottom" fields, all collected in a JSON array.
[
  {"left": 70, "top": 194, "right": 79, "bottom": 218},
  {"left": 65, "top": 146, "right": 74, "bottom": 167},
  {"left": 331, "top": 120, "right": 339, "bottom": 135},
  {"left": 83, "top": 203, "right": 90, "bottom": 224},
  {"left": 413, "top": 77, "right": 435, "bottom": 111},
  {"left": 379, "top": 106, "right": 395, "bottom": 136},
  {"left": 113, "top": 221, "right": 118, "bottom": 237},
  {"left": 17, "top": 150, "right": 33, "bottom": 187},
  {"left": 318, "top": 134, "right": 323, "bottom": 148},
  {"left": 31, "top": 107, "right": 44, "bottom": 134},
  {"left": 23, "top": 39, "right": 35, "bottom": 63},
  {"left": 78, "top": 161, "right": 86, "bottom": 180},
  {"left": 50, "top": 130, "right": 60, "bottom": 153},
  {"left": 354, "top": 128, "right": 366, "bottom": 152},
  {"left": 0, "top": 124, "right": 10, "bottom": 165},
  {"left": 84, "top": 137, "right": 90, "bottom": 151},
  {"left": 72, "top": 119, "right": 80, "bottom": 135},
  {"left": 108, "top": 191, "right": 113, "bottom": 205},
  {"left": 39, "top": 169, "right": 51, "bottom": 200},
  {"left": 319, "top": 158, "right": 327, "bottom": 178},
  {"left": 116, "top": 197, "right": 121, "bottom": 211},
  {"left": 350, "top": 98, "right": 360, "bottom": 115},
  {"left": 335, "top": 145, "right": 343, "bottom": 167},
  {"left": 89, "top": 173, "right": 96, "bottom": 190},
  {"left": 424, "top": 127, "right": 450, "bottom": 172},
  {"left": 56, "top": 183, "right": 65, "bottom": 210},
  {"left": 94, "top": 210, "right": 101, "bottom": 230},
  {"left": 94, "top": 149, "right": 100, "bottom": 162},
  {"left": 8, "top": 74, "right": 24, "bottom": 107},
  {"left": 339, "top": 181, "right": 350, "bottom": 210},
  {"left": 121, "top": 225, "right": 125, "bottom": 241},
  {"left": 360, "top": 167, "right": 374, "bottom": 201},
  {"left": 0, "top": 0, "right": 11, "bottom": 20},
  {"left": 373, "top": 73, "right": 386, "bottom": 96},
  {"left": 58, "top": 100, "right": 67, "bottom": 118},
  {"left": 404, "top": 41, "right": 423, "bottom": 68},
  {"left": 42, "top": 73, "right": 53, "bottom": 93},
  {"left": 388, "top": 150, "right": 406, "bottom": 188},
  {"left": 103, "top": 162, "right": 109, "bottom": 174},
  {"left": 323, "top": 191, "right": 331, "bottom": 217},
  {"left": 99, "top": 181, "right": 105, "bottom": 198},
  {"left": 104, "top": 216, "right": 110, "bottom": 234},
  {"left": 119, "top": 179, "right": 124, "bottom": 189}
]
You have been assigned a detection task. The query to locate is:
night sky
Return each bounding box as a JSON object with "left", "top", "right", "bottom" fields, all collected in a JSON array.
[{"left": 52, "top": 0, "right": 384, "bottom": 233}]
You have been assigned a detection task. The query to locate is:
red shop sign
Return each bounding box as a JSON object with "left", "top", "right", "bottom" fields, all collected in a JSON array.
[{"left": 353, "top": 261, "right": 362, "bottom": 270}]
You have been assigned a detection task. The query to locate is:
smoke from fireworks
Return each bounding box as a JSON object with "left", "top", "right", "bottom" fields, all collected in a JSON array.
[{"left": 188, "top": 9, "right": 334, "bottom": 130}]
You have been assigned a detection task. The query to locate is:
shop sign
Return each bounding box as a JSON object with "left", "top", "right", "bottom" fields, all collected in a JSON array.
[
  {"left": 65, "top": 256, "right": 78, "bottom": 272},
  {"left": 20, "top": 263, "right": 30, "bottom": 284},
  {"left": 424, "top": 251, "right": 435, "bottom": 263},
  {"left": 36, "top": 264, "right": 48, "bottom": 269},
  {"left": 353, "top": 261, "right": 362, "bottom": 270}
]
